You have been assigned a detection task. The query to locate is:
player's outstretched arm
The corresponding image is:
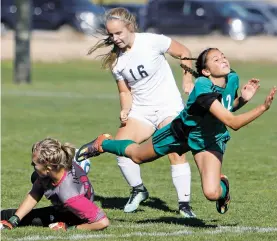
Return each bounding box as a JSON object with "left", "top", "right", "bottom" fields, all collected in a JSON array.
[
  {"left": 233, "top": 78, "right": 260, "bottom": 111},
  {"left": 210, "top": 86, "right": 276, "bottom": 131},
  {"left": 14, "top": 193, "right": 40, "bottom": 222},
  {"left": 0, "top": 193, "right": 40, "bottom": 230}
]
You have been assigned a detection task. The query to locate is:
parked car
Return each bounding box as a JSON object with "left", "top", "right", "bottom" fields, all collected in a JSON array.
[
  {"left": 1, "top": 0, "right": 105, "bottom": 35},
  {"left": 1, "top": 0, "right": 16, "bottom": 33},
  {"left": 101, "top": 3, "right": 146, "bottom": 29},
  {"left": 237, "top": 1, "right": 277, "bottom": 35},
  {"left": 143, "top": 0, "right": 266, "bottom": 40}
]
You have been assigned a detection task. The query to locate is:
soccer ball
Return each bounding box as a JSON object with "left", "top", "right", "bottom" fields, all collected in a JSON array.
[
  {"left": 77, "top": 158, "right": 91, "bottom": 174},
  {"left": 74, "top": 149, "right": 91, "bottom": 174}
]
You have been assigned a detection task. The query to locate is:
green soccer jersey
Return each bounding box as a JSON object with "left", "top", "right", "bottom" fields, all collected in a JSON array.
[{"left": 176, "top": 70, "right": 239, "bottom": 152}]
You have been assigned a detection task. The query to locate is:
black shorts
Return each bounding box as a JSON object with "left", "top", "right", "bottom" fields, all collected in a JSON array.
[{"left": 1, "top": 206, "right": 85, "bottom": 227}]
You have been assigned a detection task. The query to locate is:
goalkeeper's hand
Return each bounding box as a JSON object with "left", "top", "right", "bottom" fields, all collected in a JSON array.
[
  {"left": 0, "top": 215, "right": 20, "bottom": 230},
  {"left": 49, "top": 222, "right": 76, "bottom": 231},
  {"left": 0, "top": 220, "right": 13, "bottom": 230}
]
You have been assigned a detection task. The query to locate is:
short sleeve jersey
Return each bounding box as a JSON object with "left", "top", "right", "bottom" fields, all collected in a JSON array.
[
  {"left": 31, "top": 162, "right": 105, "bottom": 223},
  {"left": 112, "top": 33, "right": 183, "bottom": 107},
  {"left": 175, "top": 71, "right": 239, "bottom": 152}
]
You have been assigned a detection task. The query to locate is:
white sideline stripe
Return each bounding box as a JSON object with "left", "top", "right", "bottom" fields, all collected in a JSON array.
[
  {"left": 2, "top": 90, "right": 118, "bottom": 100},
  {"left": 7, "top": 226, "right": 277, "bottom": 240}
]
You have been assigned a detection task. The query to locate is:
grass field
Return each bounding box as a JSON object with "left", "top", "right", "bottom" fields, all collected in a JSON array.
[{"left": 1, "top": 60, "right": 277, "bottom": 241}]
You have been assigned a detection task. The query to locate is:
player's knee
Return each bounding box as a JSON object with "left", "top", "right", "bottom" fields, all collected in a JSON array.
[
  {"left": 127, "top": 148, "right": 143, "bottom": 164},
  {"left": 168, "top": 153, "right": 186, "bottom": 164},
  {"left": 203, "top": 187, "right": 221, "bottom": 201},
  {"left": 131, "top": 156, "right": 143, "bottom": 164}
]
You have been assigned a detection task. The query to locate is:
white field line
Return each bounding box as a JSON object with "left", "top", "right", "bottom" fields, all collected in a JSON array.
[
  {"left": 2, "top": 90, "right": 118, "bottom": 100},
  {"left": 6, "top": 226, "right": 277, "bottom": 240}
]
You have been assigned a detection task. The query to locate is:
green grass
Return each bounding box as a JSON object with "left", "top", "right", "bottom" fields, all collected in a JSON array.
[{"left": 1, "top": 60, "right": 277, "bottom": 241}]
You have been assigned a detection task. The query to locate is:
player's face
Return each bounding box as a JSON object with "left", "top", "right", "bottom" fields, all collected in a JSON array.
[
  {"left": 106, "top": 19, "right": 133, "bottom": 49},
  {"left": 204, "top": 49, "right": 231, "bottom": 77},
  {"left": 31, "top": 152, "right": 49, "bottom": 178}
]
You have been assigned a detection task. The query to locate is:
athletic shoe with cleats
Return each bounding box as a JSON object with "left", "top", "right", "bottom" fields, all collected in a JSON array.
[
  {"left": 76, "top": 134, "right": 112, "bottom": 162},
  {"left": 74, "top": 149, "right": 91, "bottom": 174},
  {"left": 216, "top": 174, "right": 231, "bottom": 214},
  {"left": 179, "top": 204, "right": 197, "bottom": 218},
  {"left": 124, "top": 188, "right": 149, "bottom": 213}
]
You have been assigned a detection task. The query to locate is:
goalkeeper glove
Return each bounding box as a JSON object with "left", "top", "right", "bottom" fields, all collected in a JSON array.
[
  {"left": 0, "top": 215, "right": 20, "bottom": 230},
  {"left": 49, "top": 222, "right": 76, "bottom": 231}
]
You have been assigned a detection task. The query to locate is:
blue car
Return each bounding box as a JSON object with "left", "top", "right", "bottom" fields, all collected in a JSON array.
[
  {"left": 1, "top": 0, "right": 105, "bottom": 35},
  {"left": 143, "top": 0, "right": 266, "bottom": 40},
  {"left": 237, "top": 1, "right": 277, "bottom": 35}
]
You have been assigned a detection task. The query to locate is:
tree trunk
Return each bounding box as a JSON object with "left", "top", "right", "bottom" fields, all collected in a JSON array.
[{"left": 14, "top": 0, "right": 32, "bottom": 84}]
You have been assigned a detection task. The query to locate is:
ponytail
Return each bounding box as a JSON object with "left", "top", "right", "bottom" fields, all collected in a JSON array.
[
  {"left": 180, "top": 57, "right": 199, "bottom": 78},
  {"left": 180, "top": 48, "right": 218, "bottom": 78}
]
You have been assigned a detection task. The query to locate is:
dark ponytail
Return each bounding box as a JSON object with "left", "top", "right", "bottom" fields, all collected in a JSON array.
[
  {"left": 180, "top": 48, "right": 218, "bottom": 78},
  {"left": 180, "top": 57, "right": 198, "bottom": 78}
]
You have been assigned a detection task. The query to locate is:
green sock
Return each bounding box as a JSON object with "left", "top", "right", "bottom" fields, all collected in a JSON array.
[
  {"left": 220, "top": 180, "right": 227, "bottom": 199},
  {"left": 67, "top": 225, "right": 76, "bottom": 230},
  {"left": 102, "top": 139, "right": 135, "bottom": 156}
]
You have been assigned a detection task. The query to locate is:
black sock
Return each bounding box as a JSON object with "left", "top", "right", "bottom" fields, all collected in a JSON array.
[
  {"left": 133, "top": 183, "right": 147, "bottom": 192},
  {"left": 179, "top": 201, "right": 190, "bottom": 209}
]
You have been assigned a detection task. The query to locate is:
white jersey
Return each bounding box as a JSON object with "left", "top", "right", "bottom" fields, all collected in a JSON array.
[{"left": 112, "top": 33, "right": 183, "bottom": 108}]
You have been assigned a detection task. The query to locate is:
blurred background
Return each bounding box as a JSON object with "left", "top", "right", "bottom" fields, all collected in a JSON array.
[
  {"left": 1, "top": 0, "right": 277, "bottom": 65},
  {"left": 2, "top": 0, "right": 277, "bottom": 38}
]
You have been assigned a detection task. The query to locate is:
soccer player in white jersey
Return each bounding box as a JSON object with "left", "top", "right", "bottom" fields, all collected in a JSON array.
[{"left": 88, "top": 7, "right": 195, "bottom": 217}]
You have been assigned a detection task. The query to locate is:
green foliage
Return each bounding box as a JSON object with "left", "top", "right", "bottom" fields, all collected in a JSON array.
[{"left": 1, "top": 60, "right": 277, "bottom": 240}]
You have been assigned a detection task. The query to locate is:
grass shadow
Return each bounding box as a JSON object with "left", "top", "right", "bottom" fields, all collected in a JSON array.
[
  {"left": 137, "top": 217, "right": 239, "bottom": 228},
  {"left": 137, "top": 217, "right": 218, "bottom": 228},
  {"left": 95, "top": 195, "right": 175, "bottom": 213},
  {"left": 94, "top": 195, "right": 129, "bottom": 209},
  {"left": 141, "top": 197, "right": 176, "bottom": 213}
]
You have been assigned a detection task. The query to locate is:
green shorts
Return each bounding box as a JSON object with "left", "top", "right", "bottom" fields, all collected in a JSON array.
[
  {"left": 152, "top": 124, "right": 188, "bottom": 156},
  {"left": 152, "top": 121, "right": 229, "bottom": 156},
  {"left": 190, "top": 139, "right": 228, "bottom": 155}
]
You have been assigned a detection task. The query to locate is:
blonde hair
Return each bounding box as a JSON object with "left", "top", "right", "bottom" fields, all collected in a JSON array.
[
  {"left": 32, "top": 138, "right": 75, "bottom": 171},
  {"left": 88, "top": 7, "right": 139, "bottom": 70}
]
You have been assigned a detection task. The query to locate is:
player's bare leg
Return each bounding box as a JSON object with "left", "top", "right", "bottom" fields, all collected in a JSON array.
[{"left": 193, "top": 150, "right": 230, "bottom": 214}]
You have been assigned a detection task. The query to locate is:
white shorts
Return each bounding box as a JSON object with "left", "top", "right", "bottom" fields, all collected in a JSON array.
[{"left": 128, "top": 102, "right": 184, "bottom": 129}]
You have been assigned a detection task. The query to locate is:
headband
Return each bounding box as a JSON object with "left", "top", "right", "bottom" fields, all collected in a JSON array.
[{"left": 106, "top": 15, "right": 131, "bottom": 23}]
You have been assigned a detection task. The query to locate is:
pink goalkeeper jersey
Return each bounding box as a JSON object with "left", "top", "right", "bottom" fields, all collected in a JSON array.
[{"left": 31, "top": 162, "right": 106, "bottom": 223}]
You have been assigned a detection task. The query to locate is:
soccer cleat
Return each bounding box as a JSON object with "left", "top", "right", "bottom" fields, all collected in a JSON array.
[
  {"left": 74, "top": 149, "right": 91, "bottom": 174},
  {"left": 75, "top": 134, "right": 112, "bottom": 162},
  {"left": 124, "top": 188, "right": 149, "bottom": 213},
  {"left": 216, "top": 174, "right": 231, "bottom": 214},
  {"left": 179, "top": 204, "right": 197, "bottom": 218}
]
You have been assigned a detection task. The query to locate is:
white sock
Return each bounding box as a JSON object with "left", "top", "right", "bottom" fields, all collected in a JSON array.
[
  {"left": 117, "top": 156, "right": 143, "bottom": 187},
  {"left": 171, "top": 163, "right": 191, "bottom": 203}
]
